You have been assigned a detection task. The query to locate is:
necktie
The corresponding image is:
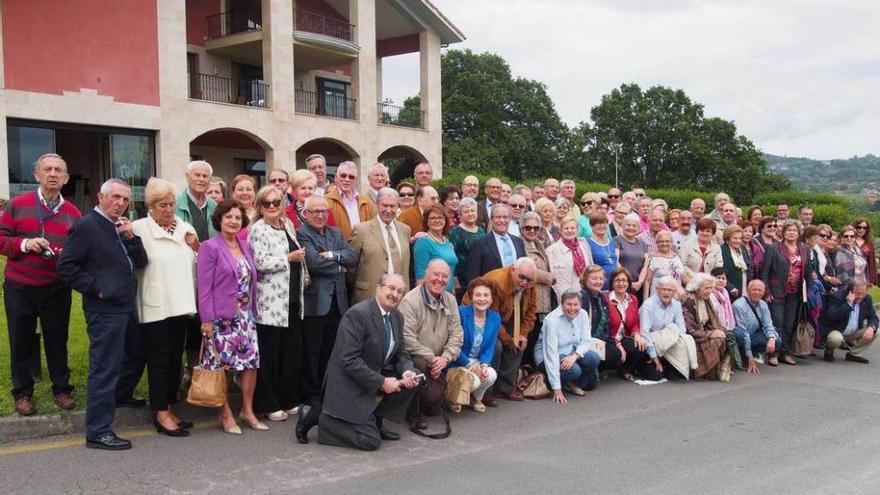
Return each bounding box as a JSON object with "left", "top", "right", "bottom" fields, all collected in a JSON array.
[
  {"left": 383, "top": 313, "right": 393, "bottom": 362},
  {"left": 513, "top": 291, "right": 522, "bottom": 344},
  {"left": 386, "top": 224, "right": 402, "bottom": 273},
  {"left": 501, "top": 235, "right": 514, "bottom": 266}
]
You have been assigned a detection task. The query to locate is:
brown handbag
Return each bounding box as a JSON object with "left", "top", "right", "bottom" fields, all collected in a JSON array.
[
  {"left": 186, "top": 338, "right": 228, "bottom": 408},
  {"left": 445, "top": 366, "right": 477, "bottom": 406},
  {"left": 791, "top": 309, "right": 816, "bottom": 357},
  {"left": 515, "top": 365, "right": 552, "bottom": 400}
]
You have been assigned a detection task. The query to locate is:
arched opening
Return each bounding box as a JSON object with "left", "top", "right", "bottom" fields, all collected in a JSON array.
[
  {"left": 378, "top": 145, "right": 427, "bottom": 185},
  {"left": 296, "top": 138, "right": 358, "bottom": 181},
  {"left": 190, "top": 128, "right": 270, "bottom": 186}
]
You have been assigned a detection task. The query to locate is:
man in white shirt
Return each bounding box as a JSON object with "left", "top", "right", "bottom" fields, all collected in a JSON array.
[
  {"left": 306, "top": 154, "right": 328, "bottom": 196},
  {"left": 349, "top": 188, "right": 411, "bottom": 303}
]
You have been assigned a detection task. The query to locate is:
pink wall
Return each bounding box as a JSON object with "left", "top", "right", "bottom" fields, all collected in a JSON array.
[
  {"left": 3, "top": 0, "right": 160, "bottom": 106},
  {"left": 186, "top": 0, "right": 221, "bottom": 46},
  {"left": 296, "top": 0, "right": 347, "bottom": 20},
  {"left": 377, "top": 34, "right": 420, "bottom": 57}
]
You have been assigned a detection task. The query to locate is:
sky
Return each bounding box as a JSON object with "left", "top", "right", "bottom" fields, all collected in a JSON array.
[{"left": 381, "top": 0, "right": 880, "bottom": 160}]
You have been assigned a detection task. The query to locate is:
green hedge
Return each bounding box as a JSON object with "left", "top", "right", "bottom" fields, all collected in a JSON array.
[
  {"left": 753, "top": 191, "right": 848, "bottom": 208},
  {"left": 646, "top": 189, "right": 716, "bottom": 210}
]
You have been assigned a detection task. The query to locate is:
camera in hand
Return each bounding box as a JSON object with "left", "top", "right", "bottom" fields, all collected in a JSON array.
[
  {"left": 41, "top": 246, "right": 55, "bottom": 260},
  {"left": 397, "top": 373, "right": 427, "bottom": 387}
]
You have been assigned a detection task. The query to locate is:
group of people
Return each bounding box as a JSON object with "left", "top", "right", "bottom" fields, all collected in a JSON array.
[{"left": 2, "top": 154, "right": 877, "bottom": 452}]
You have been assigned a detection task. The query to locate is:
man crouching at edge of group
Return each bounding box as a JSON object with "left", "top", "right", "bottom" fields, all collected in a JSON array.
[{"left": 295, "top": 273, "right": 420, "bottom": 450}]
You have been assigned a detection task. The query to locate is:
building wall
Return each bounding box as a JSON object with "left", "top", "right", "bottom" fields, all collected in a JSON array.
[{"left": 2, "top": 0, "right": 161, "bottom": 106}]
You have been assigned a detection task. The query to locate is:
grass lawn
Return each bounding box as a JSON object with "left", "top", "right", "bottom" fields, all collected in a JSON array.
[{"left": 0, "top": 258, "right": 147, "bottom": 416}]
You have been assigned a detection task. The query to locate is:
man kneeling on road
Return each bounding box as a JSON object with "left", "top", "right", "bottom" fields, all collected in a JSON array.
[
  {"left": 821, "top": 280, "right": 878, "bottom": 364},
  {"left": 732, "top": 280, "right": 779, "bottom": 371},
  {"left": 294, "top": 274, "right": 420, "bottom": 450}
]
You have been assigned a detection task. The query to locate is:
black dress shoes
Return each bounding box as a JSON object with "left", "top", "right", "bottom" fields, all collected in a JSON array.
[
  {"left": 154, "top": 419, "right": 190, "bottom": 437},
  {"left": 116, "top": 397, "right": 147, "bottom": 409},
  {"left": 846, "top": 353, "right": 869, "bottom": 364},
  {"left": 178, "top": 420, "right": 194, "bottom": 430},
  {"left": 377, "top": 418, "right": 400, "bottom": 441},
  {"left": 295, "top": 405, "right": 318, "bottom": 444},
  {"left": 86, "top": 434, "right": 132, "bottom": 451}
]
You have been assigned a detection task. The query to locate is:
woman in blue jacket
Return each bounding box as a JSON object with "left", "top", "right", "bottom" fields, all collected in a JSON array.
[{"left": 452, "top": 277, "right": 501, "bottom": 413}]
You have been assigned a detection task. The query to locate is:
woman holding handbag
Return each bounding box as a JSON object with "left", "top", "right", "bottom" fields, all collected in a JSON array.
[
  {"left": 133, "top": 178, "right": 199, "bottom": 437},
  {"left": 249, "top": 186, "right": 308, "bottom": 423},
  {"left": 197, "top": 199, "right": 263, "bottom": 434},
  {"left": 449, "top": 278, "right": 500, "bottom": 413}
]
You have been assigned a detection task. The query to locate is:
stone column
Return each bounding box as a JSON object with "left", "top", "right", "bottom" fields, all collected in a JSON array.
[
  {"left": 351, "top": 0, "right": 379, "bottom": 186},
  {"left": 155, "top": 0, "right": 193, "bottom": 181},
  {"left": 264, "top": 0, "right": 297, "bottom": 170},
  {"left": 420, "top": 29, "right": 443, "bottom": 177}
]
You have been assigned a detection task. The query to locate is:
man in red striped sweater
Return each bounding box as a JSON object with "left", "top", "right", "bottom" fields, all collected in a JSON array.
[{"left": 0, "top": 153, "right": 81, "bottom": 415}]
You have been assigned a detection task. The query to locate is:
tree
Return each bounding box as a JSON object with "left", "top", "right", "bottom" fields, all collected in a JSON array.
[
  {"left": 440, "top": 49, "right": 581, "bottom": 180},
  {"left": 578, "top": 83, "right": 781, "bottom": 202}
]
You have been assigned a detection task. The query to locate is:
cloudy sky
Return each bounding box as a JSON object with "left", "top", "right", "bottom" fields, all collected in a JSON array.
[{"left": 382, "top": 0, "right": 880, "bottom": 160}]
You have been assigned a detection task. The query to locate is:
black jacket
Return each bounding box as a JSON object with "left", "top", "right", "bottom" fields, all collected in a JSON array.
[
  {"left": 820, "top": 287, "right": 878, "bottom": 331},
  {"left": 464, "top": 232, "right": 526, "bottom": 287},
  {"left": 57, "top": 210, "right": 147, "bottom": 313}
]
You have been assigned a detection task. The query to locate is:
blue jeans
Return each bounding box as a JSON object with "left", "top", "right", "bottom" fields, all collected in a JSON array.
[
  {"left": 734, "top": 328, "right": 774, "bottom": 359},
  {"left": 559, "top": 351, "right": 601, "bottom": 391}
]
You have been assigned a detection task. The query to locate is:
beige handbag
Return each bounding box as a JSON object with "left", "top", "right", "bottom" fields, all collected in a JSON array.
[
  {"left": 445, "top": 367, "right": 476, "bottom": 406},
  {"left": 515, "top": 365, "right": 552, "bottom": 400},
  {"left": 186, "top": 338, "right": 228, "bottom": 408}
]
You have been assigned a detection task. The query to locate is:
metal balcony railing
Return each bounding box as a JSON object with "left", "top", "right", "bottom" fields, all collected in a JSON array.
[
  {"left": 295, "top": 89, "right": 357, "bottom": 120},
  {"left": 294, "top": 9, "right": 354, "bottom": 42},
  {"left": 189, "top": 73, "right": 269, "bottom": 108},
  {"left": 377, "top": 102, "right": 424, "bottom": 129},
  {"left": 206, "top": 10, "right": 262, "bottom": 40}
]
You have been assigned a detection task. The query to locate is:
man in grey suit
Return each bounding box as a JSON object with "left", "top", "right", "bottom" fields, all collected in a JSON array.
[
  {"left": 295, "top": 274, "right": 420, "bottom": 450},
  {"left": 297, "top": 196, "right": 359, "bottom": 409}
]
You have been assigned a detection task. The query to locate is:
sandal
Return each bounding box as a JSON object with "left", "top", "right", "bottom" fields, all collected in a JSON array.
[
  {"left": 447, "top": 404, "right": 462, "bottom": 413},
  {"left": 470, "top": 400, "right": 486, "bottom": 413},
  {"left": 621, "top": 373, "right": 635, "bottom": 382}
]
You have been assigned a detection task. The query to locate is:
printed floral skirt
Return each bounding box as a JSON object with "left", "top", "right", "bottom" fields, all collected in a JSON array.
[{"left": 203, "top": 260, "right": 260, "bottom": 371}]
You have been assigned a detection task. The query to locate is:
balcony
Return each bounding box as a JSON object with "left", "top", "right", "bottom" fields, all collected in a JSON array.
[
  {"left": 293, "top": 9, "right": 359, "bottom": 71},
  {"left": 206, "top": 10, "right": 262, "bottom": 40},
  {"left": 295, "top": 89, "right": 357, "bottom": 120},
  {"left": 189, "top": 73, "right": 269, "bottom": 108},
  {"left": 204, "top": 10, "right": 264, "bottom": 66},
  {"left": 378, "top": 102, "right": 424, "bottom": 129}
]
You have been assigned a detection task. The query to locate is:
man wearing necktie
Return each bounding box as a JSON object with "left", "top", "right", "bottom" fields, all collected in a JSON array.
[
  {"left": 464, "top": 204, "right": 526, "bottom": 287},
  {"left": 58, "top": 179, "right": 148, "bottom": 451},
  {"left": 295, "top": 274, "right": 419, "bottom": 450}
]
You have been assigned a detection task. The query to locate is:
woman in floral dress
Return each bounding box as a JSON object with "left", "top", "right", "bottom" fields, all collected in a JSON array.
[
  {"left": 197, "top": 199, "right": 263, "bottom": 435},
  {"left": 641, "top": 230, "right": 686, "bottom": 300}
]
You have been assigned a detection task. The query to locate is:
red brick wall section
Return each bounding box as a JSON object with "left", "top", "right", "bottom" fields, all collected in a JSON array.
[
  {"left": 186, "top": 0, "right": 222, "bottom": 46},
  {"left": 377, "top": 34, "right": 420, "bottom": 57},
  {"left": 296, "top": 0, "right": 347, "bottom": 20},
  {"left": 2, "top": 0, "right": 161, "bottom": 106}
]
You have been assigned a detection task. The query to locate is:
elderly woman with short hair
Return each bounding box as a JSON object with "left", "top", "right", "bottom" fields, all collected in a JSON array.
[
  {"left": 615, "top": 213, "right": 648, "bottom": 296},
  {"left": 413, "top": 204, "right": 458, "bottom": 293},
  {"left": 533, "top": 197, "right": 556, "bottom": 246},
  {"left": 249, "top": 185, "right": 308, "bottom": 422},
  {"left": 132, "top": 178, "right": 199, "bottom": 437},
  {"left": 682, "top": 273, "right": 732, "bottom": 380},
  {"left": 520, "top": 211, "right": 556, "bottom": 364},
  {"left": 448, "top": 197, "right": 485, "bottom": 291},
  {"left": 207, "top": 176, "right": 227, "bottom": 203},
  {"left": 547, "top": 217, "right": 594, "bottom": 301}
]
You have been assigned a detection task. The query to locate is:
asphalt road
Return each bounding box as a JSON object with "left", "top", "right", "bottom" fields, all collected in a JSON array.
[{"left": 3, "top": 349, "right": 880, "bottom": 495}]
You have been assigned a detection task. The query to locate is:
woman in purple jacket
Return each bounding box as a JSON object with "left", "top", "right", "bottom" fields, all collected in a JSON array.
[{"left": 197, "top": 199, "right": 264, "bottom": 434}]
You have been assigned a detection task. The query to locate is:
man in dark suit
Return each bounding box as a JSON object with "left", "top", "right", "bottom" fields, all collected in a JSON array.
[
  {"left": 57, "top": 179, "right": 148, "bottom": 451},
  {"left": 820, "top": 280, "right": 878, "bottom": 363},
  {"left": 297, "top": 195, "right": 359, "bottom": 410},
  {"left": 465, "top": 204, "right": 526, "bottom": 287},
  {"left": 295, "top": 274, "right": 419, "bottom": 450},
  {"left": 476, "top": 177, "right": 503, "bottom": 230}
]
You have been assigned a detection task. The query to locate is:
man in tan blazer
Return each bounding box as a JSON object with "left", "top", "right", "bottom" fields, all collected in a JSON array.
[
  {"left": 325, "top": 161, "right": 376, "bottom": 240},
  {"left": 349, "top": 188, "right": 412, "bottom": 303}
]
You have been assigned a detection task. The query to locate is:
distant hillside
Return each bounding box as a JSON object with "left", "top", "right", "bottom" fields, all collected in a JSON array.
[{"left": 764, "top": 153, "right": 880, "bottom": 195}]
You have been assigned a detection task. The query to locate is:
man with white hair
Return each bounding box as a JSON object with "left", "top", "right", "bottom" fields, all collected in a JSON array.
[
  {"left": 639, "top": 276, "right": 697, "bottom": 379},
  {"left": 733, "top": 279, "right": 779, "bottom": 370},
  {"left": 306, "top": 154, "right": 328, "bottom": 196},
  {"left": 543, "top": 178, "right": 560, "bottom": 201},
  {"left": 413, "top": 162, "right": 433, "bottom": 188},
  {"left": 462, "top": 257, "right": 538, "bottom": 403},
  {"left": 365, "top": 163, "right": 389, "bottom": 205},
  {"left": 324, "top": 161, "right": 376, "bottom": 240},
  {"left": 707, "top": 192, "right": 730, "bottom": 223},
  {"left": 461, "top": 176, "right": 480, "bottom": 199},
  {"left": 690, "top": 198, "right": 706, "bottom": 228},
  {"left": 560, "top": 179, "right": 579, "bottom": 217},
  {"left": 637, "top": 207, "right": 667, "bottom": 253},
  {"left": 476, "top": 177, "right": 503, "bottom": 230},
  {"left": 506, "top": 193, "right": 527, "bottom": 236},
  {"left": 175, "top": 160, "right": 216, "bottom": 241}
]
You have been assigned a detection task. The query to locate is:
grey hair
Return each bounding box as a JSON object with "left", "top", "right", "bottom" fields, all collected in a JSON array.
[
  {"left": 513, "top": 256, "right": 536, "bottom": 271},
  {"left": 685, "top": 272, "right": 715, "bottom": 293},
  {"left": 33, "top": 153, "right": 67, "bottom": 172},
  {"left": 622, "top": 212, "right": 641, "bottom": 225},
  {"left": 458, "top": 196, "right": 478, "bottom": 213},
  {"left": 560, "top": 289, "right": 581, "bottom": 304},
  {"left": 378, "top": 273, "right": 406, "bottom": 287},
  {"left": 656, "top": 275, "right": 678, "bottom": 290},
  {"left": 560, "top": 179, "right": 576, "bottom": 187},
  {"left": 490, "top": 203, "right": 511, "bottom": 217},
  {"left": 521, "top": 211, "right": 540, "bottom": 225},
  {"left": 268, "top": 168, "right": 289, "bottom": 180},
  {"left": 336, "top": 161, "right": 357, "bottom": 175},
  {"left": 306, "top": 154, "right": 326, "bottom": 166},
  {"left": 186, "top": 160, "right": 213, "bottom": 176},
  {"left": 100, "top": 178, "right": 130, "bottom": 195},
  {"left": 369, "top": 162, "right": 389, "bottom": 175},
  {"left": 375, "top": 187, "right": 399, "bottom": 203},
  {"left": 554, "top": 197, "right": 569, "bottom": 208},
  {"left": 426, "top": 258, "right": 451, "bottom": 274}
]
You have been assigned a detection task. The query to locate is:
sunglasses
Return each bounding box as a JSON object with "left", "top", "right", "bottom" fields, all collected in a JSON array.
[
  {"left": 855, "top": 225, "right": 868, "bottom": 230},
  {"left": 581, "top": 201, "right": 594, "bottom": 207},
  {"left": 635, "top": 193, "right": 645, "bottom": 197},
  {"left": 261, "top": 199, "right": 282, "bottom": 208},
  {"left": 509, "top": 203, "right": 526, "bottom": 209},
  {"left": 269, "top": 178, "right": 287, "bottom": 184},
  {"left": 337, "top": 173, "right": 356, "bottom": 180},
  {"left": 608, "top": 194, "right": 620, "bottom": 199},
  {"left": 766, "top": 224, "right": 777, "bottom": 229},
  {"left": 819, "top": 234, "right": 831, "bottom": 239},
  {"left": 521, "top": 225, "right": 540, "bottom": 232},
  {"left": 842, "top": 235, "right": 855, "bottom": 239},
  {"left": 399, "top": 192, "right": 415, "bottom": 197}
]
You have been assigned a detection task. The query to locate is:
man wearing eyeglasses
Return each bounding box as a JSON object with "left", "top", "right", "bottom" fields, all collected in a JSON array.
[
  {"left": 413, "top": 162, "right": 433, "bottom": 188},
  {"left": 297, "top": 195, "right": 359, "bottom": 412},
  {"left": 324, "top": 161, "right": 376, "bottom": 240},
  {"left": 462, "top": 257, "right": 538, "bottom": 403},
  {"left": 465, "top": 205, "right": 526, "bottom": 287},
  {"left": 476, "top": 177, "right": 503, "bottom": 230},
  {"left": 461, "top": 176, "right": 480, "bottom": 199},
  {"left": 268, "top": 169, "right": 293, "bottom": 205},
  {"left": 506, "top": 193, "right": 527, "bottom": 236},
  {"left": 607, "top": 188, "right": 622, "bottom": 224}
]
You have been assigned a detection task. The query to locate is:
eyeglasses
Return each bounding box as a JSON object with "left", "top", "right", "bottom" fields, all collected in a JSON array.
[
  {"left": 399, "top": 192, "right": 415, "bottom": 197},
  {"left": 842, "top": 235, "right": 855, "bottom": 239},
  {"left": 269, "top": 178, "right": 287, "bottom": 184},
  {"left": 608, "top": 194, "right": 620, "bottom": 199},
  {"left": 635, "top": 193, "right": 645, "bottom": 197},
  {"left": 261, "top": 199, "right": 282, "bottom": 208},
  {"left": 509, "top": 203, "right": 526, "bottom": 209},
  {"left": 337, "top": 173, "right": 356, "bottom": 180},
  {"left": 855, "top": 225, "right": 868, "bottom": 230},
  {"left": 306, "top": 209, "right": 328, "bottom": 215},
  {"left": 766, "top": 224, "right": 777, "bottom": 229},
  {"left": 522, "top": 225, "right": 540, "bottom": 232}
]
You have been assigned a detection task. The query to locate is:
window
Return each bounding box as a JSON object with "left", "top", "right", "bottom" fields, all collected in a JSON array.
[{"left": 317, "top": 78, "right": 352, "bottom": 119}]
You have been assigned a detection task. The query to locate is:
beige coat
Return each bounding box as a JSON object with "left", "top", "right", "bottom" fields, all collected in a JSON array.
[
  {"left": 524, "top": 238, "right": 554, "bottom": 314},
  {"left": 680, "top": 238, "right": 723, "bottom": 276},
  {"left": 399, "top": 284, "right": 463, "bottom": 363},
  {"left": 546, "top": 237, "right": 594, "bottom": 301},
  {"left": 348, "top": 217, "right": 412, "bottom": 303}
]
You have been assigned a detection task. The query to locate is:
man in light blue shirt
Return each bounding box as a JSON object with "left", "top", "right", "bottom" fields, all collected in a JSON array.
[
  {"left": 733, "top": 280, "right": 779, "bottom": 372},
  {"left": 534, "top": 290, "right": 600, "bottom": 404},
  {"left": 639, "top": 276, "right": 686, "bottom": 377}
]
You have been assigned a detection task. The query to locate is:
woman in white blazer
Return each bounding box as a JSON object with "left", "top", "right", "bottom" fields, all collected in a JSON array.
[
  {"left": 132, "top": 178, "right": 199, "bottom": 437},
  {"left": 546, "top": 218, "right": 594, "bottom": 302},
  {"left": 248, "top": 185, "right": 309, "bottom": 422}
]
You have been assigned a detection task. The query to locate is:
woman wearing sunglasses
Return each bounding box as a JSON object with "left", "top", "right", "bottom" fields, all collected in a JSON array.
[
  {"left": 834, "top": 225, "right": 868, "bottom": 287},
  {"left": 852, "top": 218, "right": 876, "bottom": 286}
]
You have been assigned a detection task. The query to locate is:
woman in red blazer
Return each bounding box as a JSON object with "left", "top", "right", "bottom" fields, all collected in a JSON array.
[
  {"left": 197, "top": 199, "right": 264, "bottom": 435},
  {"left": 604, "top": 268, "right": 663, "bottom": 381}
]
